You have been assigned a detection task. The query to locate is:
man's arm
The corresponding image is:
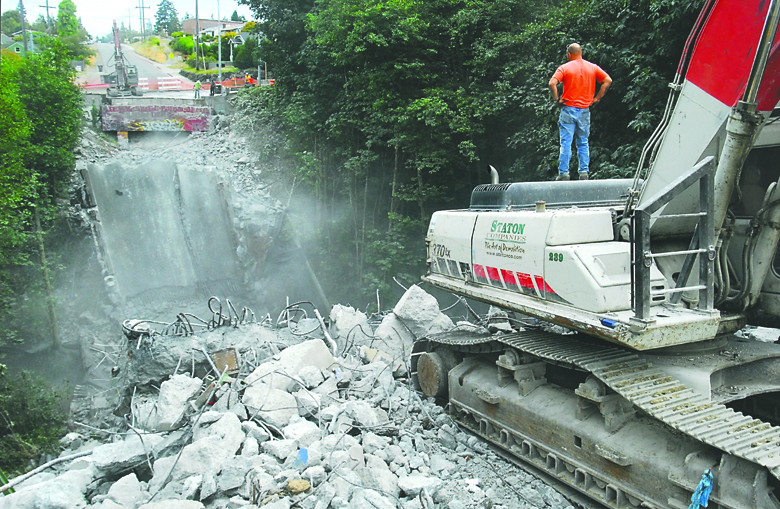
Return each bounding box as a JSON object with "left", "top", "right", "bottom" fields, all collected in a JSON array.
[
  {"left": 548, "top": 77, "right": 563, "bottom": 106},
  {"left": 591, "top": 75, "right": 612, "bottom": 106}
]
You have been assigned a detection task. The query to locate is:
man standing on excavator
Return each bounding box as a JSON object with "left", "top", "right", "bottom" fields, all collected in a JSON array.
[{"left": 548, "top": 43, "right": 612, "bottom": 181}]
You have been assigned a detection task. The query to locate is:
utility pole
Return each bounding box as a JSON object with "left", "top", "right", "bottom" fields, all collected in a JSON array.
[
  {"left": 38, "top": 0, "right": 56, "bottom": 34},
  {"left": 217, "top": 0, "right": 221, "bottom": 81},
  {"left": 18, "top": 0, "right": 28, "bottom": 57},
  {"left": 194, "top": 0, "right": 200, "bottom": 70},
  {"left": 136, "top": 0, "right": 149, "bottom": 41},
  {"left": 125, "top": 8, "right": 133, "bottom": 32}
]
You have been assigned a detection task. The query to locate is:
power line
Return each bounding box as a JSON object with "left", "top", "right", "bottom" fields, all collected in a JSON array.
[
  {"left": 38, "top": 0, "right": 56, "bottom": 34},
  {"left": 135, "top": 0, "right": 150, "bottom": 41}
]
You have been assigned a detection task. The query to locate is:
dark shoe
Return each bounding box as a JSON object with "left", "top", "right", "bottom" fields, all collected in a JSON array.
[
  {"left": 555, "top": 173, "right": 570, "bottom": 181},
  {"left": 578, "top": 172, "right": 589, "bottom": 180}
]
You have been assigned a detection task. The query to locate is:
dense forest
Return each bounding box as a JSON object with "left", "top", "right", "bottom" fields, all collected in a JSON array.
[{"left": 233, "top": 0, "right": 705, "bottom": 307}]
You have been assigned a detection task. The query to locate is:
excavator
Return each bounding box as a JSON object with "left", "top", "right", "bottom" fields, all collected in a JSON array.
[
  {"left": 104, "top": 20, "right": 142, "bottom": 97},
  {"left": 415, "top": 0, "right": 780, "bottom": 507}
]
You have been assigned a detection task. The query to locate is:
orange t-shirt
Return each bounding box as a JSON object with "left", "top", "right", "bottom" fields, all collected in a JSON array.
[{"left": 552, "top": 58, "right": 609, "bottom": 109}]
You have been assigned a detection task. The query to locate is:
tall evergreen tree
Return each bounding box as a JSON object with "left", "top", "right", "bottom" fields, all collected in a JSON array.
[{"left": 154, "top": 0, "right": 180, "bottom": 34}]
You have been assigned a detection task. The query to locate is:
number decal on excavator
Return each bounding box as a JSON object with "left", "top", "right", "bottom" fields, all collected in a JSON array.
[
  {"left": 432, "top": 243, "right": 451, "bottom": 258},
  {"left": 549, "top": 252, "right": 564, "bottom": 262}
]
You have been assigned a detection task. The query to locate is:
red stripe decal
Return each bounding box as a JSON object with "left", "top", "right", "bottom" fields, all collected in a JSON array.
[
  {"left": 487, "top": 266, "right": 501, "bottom": 282},
  {"left": 474, "top": 264, "right": 487, "bottom": 279},
  {"left": 517, "top": 273, "right": 535, "bottom": 291},
  {"left": 501, "top": 269, "right": 518, "bottom": 286},
  {"left": 534, "top": 275, "right": 556, "bottom": 295}
]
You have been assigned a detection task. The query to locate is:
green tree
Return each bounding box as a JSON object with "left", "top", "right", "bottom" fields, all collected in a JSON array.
[
  {"left": 0, "top": 51, "right": 37, "bottom": 346},
  {"left": 0, "top": 370, "right": 67, "bottom": 475},
  {"left": 233, "top": 35, "right": 259, "bottom": 68},
  {"left": 154, "top": 0, "right": 180, "bottom": 34},
  {"left": 230, "top": 10, "right": 246, "bottom": 22},
  {"left": 30, "top": 14, "right": 49, "bottom": 33},
  {"left": 56, "top": 0, "right": 78, "bottom": 35},
  {"left": 1, "top": 9, "right": 23, "bottom": 35},
  {"left": 56, "top": 0, "right": 93, "bottom": 58},
  {"left": 0, "top": 37, "right": 82, "bottom": 351}
]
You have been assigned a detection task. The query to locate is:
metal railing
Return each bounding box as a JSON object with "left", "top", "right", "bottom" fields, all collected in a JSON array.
[{"left": 631, "top": 156, "right": 715, "bottom": 320}]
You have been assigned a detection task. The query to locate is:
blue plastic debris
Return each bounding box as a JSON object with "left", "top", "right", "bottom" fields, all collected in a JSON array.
[
  {"left": 293, "top": 448, "right": 308, "bottom": 468},
  {"left": 600, "top": 318, "right": 618, "bottom": 328},
  {"left": 688, "top": 469, "right": 713, "bottom": 509}
]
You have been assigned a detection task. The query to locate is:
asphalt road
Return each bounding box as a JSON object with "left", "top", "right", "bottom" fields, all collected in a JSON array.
[{"left": 92, "top": 42, "right": 177, "bottom": 79}]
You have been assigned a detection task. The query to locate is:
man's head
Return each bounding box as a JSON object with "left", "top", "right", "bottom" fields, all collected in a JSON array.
[{"left": 566, "top": 43, "right": 582, "bottom": 60}]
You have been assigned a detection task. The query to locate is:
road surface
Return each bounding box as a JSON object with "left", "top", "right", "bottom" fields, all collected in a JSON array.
[{"left": 90, "top": 42, "right": 184, "bottom": 81}]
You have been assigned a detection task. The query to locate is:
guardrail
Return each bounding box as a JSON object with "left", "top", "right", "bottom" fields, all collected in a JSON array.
[{"left": 158, "top": 77, "right": 181, "bottom": 91}]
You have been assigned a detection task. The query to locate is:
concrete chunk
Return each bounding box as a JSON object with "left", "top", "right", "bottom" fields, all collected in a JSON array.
[
  {"left": 329, "top": 305, "right": 372, "bottom": 344},
  {"left": 137, "top": 501, "right": 205, "bottom": 509},
  {"left": 242, "top": 382, "right": 298, "bottom": 428},
  {"left": 283, "top": 419, "right": 321, "bottom": 448},
  {"left": 153, "top": 374, "right": 202, "bottom": 431},
  {"left": 372, "top": 314, "right": 415, "bottom": 360},
  {"left": 92, "top": 433, "right": 164, "bottom": 477},
  {"left": 149, "top": 436, "right": 232, "bottom": 492},
  {"left": 107, "top": 472, "right": 146, "bottom": 508},
  {"left": 392, "top": 285, "right": 453, "bottom": 338},
  {"left": 244, "top": 339, "right": 335, "bottom": 391},
  {"left": 192, "top": 412, "right": 245, "bottom": 455},
  {"left": 217, "top": 456, "right": 253, "bottom": 492},
  {"left": 0, "top": 476, "right": 88, "bottom": 509},
  {"left": 261, "top": 438, "right": 298, "bottom": 460},
  {"left": 398, "top": 474, "right": 442, "bottom": 496}
]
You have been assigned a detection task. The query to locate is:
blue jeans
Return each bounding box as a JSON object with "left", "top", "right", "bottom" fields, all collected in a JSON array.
[{"left": 558, "top": 105, "right": 590, "bottom": 174}]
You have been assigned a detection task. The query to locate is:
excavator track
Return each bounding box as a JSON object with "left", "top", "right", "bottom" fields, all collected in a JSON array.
[{"left": 412, "top": 328, "right": 780, "bottom": 508}]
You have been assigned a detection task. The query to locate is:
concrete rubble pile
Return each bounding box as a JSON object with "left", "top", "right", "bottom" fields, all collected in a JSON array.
[{"left": 1, "top": 287, "right": 576, "bottom": 509}]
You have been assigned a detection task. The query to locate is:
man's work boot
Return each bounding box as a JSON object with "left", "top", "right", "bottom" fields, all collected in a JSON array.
[
  {"left": 555, "top": 173, "right": 570, "bottom": 181},
  {"left": 578, "top": 172, "right": 589, "bottom": 180}
]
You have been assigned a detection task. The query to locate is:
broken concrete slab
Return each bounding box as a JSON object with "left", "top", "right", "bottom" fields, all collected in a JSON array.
[
  {"left": 261, "top": 439, "right": 298, "bottom": 461},
  {"left": 217, "top": 456, "right": 254, "bottom": 492},
  {"left": 0, "top": 476, "right": 89, "bottom": 509},
  {"left": 242, "top": 382, "right": 298, "bottom": 428},
  {"left": 241, "top": 420, "right": 270, "bottom": 443},
  {"left": 398, "top": 474, "right": 442, "bottom": 496},
  {"left": 106, "top": 472, "right": 147, "bottom": 508},
  {"left": 149, "top": 436, "right": 234, "bottom": 493},
  {"left": 392, "top": 284, "right": 454, "bottom": 339},
  {"left": 152, "top": 374, "right": 203, "bottom": 431},
  {"left": 296, "top": 365, "right": 324, "bottom": 389},
  {"left": 372, "top": 313, "right": 415, "bottom": 358},
  {"left": 283, "top": 418, "right": 321, "bottom": 448},
  {"left": 191, "top": 412, "right": 245, "bottom": 455},
  {"left": 244, "top": 339, "right": 335, "bottom": 391},
  {"left": 329, "top": 305, "right": 372, "bottom": 345},
  {"left": 138, "top": 501, "right": 205, "bottom": 509},
  {"left": 92, "top": 433, "right": 164, "bottom": 478}
]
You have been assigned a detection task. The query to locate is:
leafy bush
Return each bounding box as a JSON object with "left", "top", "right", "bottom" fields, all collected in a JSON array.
[
  {"left": 171, "top": 34, "right": 194, "bottom": 55},
  {"left": 234, "top": 36, "right": 260, "bottom": 69},
  {"left": 0, "top": 369, "right": 67, "bottom": 475}
]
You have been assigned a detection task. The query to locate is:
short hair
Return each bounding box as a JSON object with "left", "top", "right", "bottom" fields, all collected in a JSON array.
[{"left": 567, "top": 43, "right": 582, "bottom": 56}]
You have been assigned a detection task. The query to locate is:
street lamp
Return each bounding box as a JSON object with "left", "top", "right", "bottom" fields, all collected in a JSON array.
[{"left": 217, "top": 0, "right": 221, "bottom": 82}]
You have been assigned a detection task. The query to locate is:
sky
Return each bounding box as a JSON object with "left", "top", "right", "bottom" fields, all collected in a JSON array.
[{"left": 19, "top": 0, "right": 256, "bottom": 38}]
